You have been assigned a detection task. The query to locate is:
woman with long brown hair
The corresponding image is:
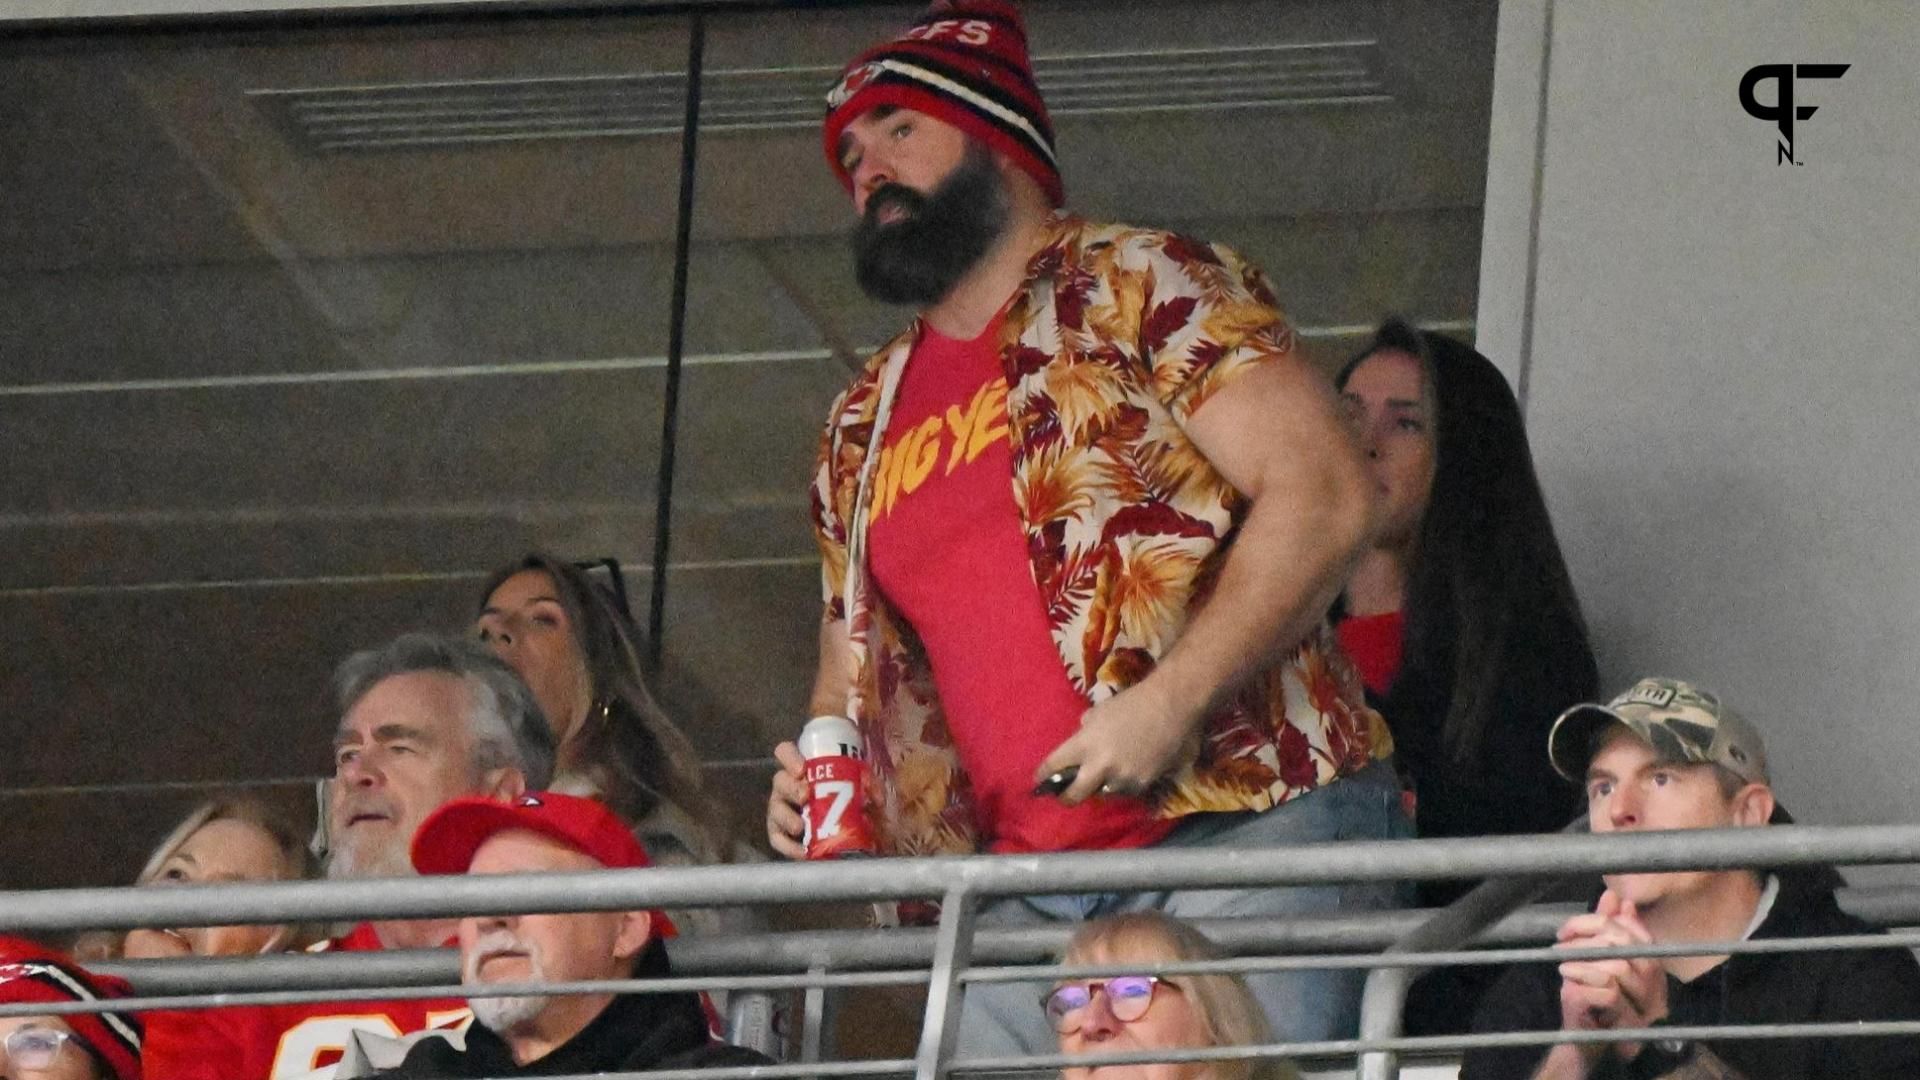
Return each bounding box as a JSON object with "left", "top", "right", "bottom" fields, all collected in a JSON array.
[{"left": 475, "top": 553, "right": 731, "bottom": 872}]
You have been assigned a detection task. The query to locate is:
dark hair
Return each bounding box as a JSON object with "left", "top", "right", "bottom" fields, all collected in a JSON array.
[
  {"left": 478, "top": 554, "right": 725, "bottom": 860},
  {"left": 333, "top": 631, "right": 556, "bottom": 789},
  {"left": 1337, "top": 318, "right": 1598, "bottom": 763}
]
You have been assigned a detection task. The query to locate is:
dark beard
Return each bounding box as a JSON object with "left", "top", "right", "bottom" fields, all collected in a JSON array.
[{"left": 851, "top": 145, "right": 1010, "bottom": 307}]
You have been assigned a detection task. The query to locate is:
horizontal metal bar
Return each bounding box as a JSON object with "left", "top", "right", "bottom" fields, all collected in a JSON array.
[
  {"left": 8, "top": 824, "right": 1919, "bottom": 934},
  {"left": 76, "top": 880, "right": 1918, "bottom": 996},
  {"left": 529, "top": 1061, "right": 916, "bottom": 1080},
  {"left": 484, "top": 1061, "right": 916, "bottom": 1080},
  {"left": 962, "top": 1018, "right": 1920, "bottom": 1074},
  {"left": 85, "top": 905, "right": 1582, "bottom": 997},
  {"left": 87, "top": 930, "right": 1888, "bottom": 1025},
  {"left": 0, "top": 968, "right": 927, "bottom": 1020},
  {"left": 966, "top": 926, "right": 1920, "bottom": 982}
]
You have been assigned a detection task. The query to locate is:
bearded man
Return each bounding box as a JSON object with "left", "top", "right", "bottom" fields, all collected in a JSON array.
[{"left": 765, "top": 0, "right": 1408, "bottom": 1055}]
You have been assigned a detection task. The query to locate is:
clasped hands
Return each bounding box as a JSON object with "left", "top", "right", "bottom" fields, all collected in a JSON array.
[{"left": 1556, "top": 889, "right": 1671, "bottom": 1068}]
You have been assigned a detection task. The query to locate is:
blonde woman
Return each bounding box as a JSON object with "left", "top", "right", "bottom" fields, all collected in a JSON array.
[
  {"left": 77, "top": 795, "right": 315, "bottom": 960},
  {"left": 1048, "top": 912, "right": 1300, "bottom": 1080}
]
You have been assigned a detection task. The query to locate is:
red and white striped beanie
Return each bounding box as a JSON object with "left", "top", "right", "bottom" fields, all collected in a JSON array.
[
  {"left": 0, "top": 937, "right": 143, "bottom": 1080},
  {"left": 823, "top": 0, "right": 1063, "bottom": 207}
]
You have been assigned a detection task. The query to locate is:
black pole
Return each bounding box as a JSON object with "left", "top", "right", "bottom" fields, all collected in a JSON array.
[{"left": 646, "top": 12, "right": 706, "bottom": 676}]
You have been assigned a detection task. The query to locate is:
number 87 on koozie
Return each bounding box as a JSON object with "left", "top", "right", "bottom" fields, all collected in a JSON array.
[{"left": 798, "top": 715, "right": 877, "bottom": 859}]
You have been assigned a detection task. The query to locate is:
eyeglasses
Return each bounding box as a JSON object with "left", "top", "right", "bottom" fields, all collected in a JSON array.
[
  {"left": 1042, "top": 975, "right": 1170, "bottom": 1034},
  {"left": 5, "top": 1027, "right": 78, "bottom": 1070}
]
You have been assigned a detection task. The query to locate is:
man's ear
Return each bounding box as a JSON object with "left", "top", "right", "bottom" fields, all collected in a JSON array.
[
  {"left": 993, "top": 153, "right": 1047, "bottom": 208},
  {"left": 1733, "top": 782, "right": 1775, "bottom": 827},
  {"left": 481, "top": 767, "right": 527, "bottom": 801},
  {"left": 612, "top": 910, "right": 654, "bottom": 962}
]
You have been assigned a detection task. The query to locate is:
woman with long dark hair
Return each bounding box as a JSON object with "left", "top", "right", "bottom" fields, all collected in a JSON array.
[
  {"left": 1336, "top": 319, "right": 1598, "bottom": 1036},
  {"left": 1335, "top": 319, "right": 1597, "bottom": 877}
]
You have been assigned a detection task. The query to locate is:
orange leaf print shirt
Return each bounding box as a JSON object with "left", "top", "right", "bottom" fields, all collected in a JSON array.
[{"left": 810, "top": 216, "right": 1393, "bottom": 857}]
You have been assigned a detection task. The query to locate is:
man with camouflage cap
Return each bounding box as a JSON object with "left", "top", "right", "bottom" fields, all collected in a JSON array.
[{"left": 1462, "top": 677, "right": 1920, "bottom": 1079}]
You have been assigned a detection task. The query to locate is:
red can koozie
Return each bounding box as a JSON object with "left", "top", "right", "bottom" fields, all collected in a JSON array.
[{"left": 799, "top": 715, "right": 876, "bottom": 859}]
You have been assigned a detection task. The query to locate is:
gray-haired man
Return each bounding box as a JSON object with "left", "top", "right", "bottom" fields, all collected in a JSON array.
[
  {"left": 325, "top": 631, "right": 557, "bottom": 895},
  {"left": 144, "top": 632, "right": 557, "bottom": 1080}
]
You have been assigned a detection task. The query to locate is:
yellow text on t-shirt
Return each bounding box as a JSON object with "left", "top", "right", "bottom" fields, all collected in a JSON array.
[{"left": 871, "top": 376, "right": 1010, "bottom": 521}]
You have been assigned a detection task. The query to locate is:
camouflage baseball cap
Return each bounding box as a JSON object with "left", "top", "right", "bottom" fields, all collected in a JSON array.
[{"left": 1548, "top": 676, "right": 1770, "bottom": 786}]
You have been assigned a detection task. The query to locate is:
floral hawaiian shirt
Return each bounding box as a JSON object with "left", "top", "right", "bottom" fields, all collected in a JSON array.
[{"left": 810, "top": 215, "right": 1393, "bottom": 856}]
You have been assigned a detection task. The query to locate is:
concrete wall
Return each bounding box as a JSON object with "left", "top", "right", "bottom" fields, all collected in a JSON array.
[{"left": 1483, "top": 1, "right": 1920, "bottom": 841}]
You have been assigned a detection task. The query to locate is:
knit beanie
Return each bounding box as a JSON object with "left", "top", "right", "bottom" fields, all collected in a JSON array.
[
  {"left": 823, "top": 0, "right": 1062, "bottom": 207},
  {"left": 0, "top": 937, "right": 143, "bottom": 1080}
]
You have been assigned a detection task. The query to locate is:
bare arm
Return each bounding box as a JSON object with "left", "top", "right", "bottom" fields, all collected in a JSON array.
[
  {"left": 809, "top": 617, "right": 856, "bottom": 717},
  {"left": 1036, "top": 354, "right": 1375, "bottom": 802},
  {"left": 1138, "top": 352, "right": 1374, "bottom": 733}
]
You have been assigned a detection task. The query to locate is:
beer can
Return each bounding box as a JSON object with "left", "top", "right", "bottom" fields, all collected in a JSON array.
[
  {"left": 724, "top": 989, "right": 790, "bottom": 1061},
  {"left": 798, "top": 715, "right": 876, "bottom": 859}
]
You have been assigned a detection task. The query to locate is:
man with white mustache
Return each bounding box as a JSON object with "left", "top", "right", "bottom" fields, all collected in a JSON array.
[
  {"left": 365, "top": 791, "right": 770, "bottom": 1077},
  {"left": 144, "top": 633, "right": 557, "bottom": 1080}
]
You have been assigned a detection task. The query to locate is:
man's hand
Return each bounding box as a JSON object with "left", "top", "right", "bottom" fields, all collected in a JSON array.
[
  {"left": 1554, "top": 890, "right": 1669, "bottom": 1066},
  {"left": 1033, "top": 679, "right": 1202, "bottom": 806},
  {"left": 766, "top": 741, "right": 810, "bottom": 860}
]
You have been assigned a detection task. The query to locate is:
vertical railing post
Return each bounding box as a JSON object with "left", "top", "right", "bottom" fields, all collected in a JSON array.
[
  {"left": 914, "top": 886, "right": 980, "bottom": 1080},
  {"left": 1358, "top": 816, "right": 1587, "bottom": 1080},
  {"left": 644, "top": 10, "right": 707, "bottom": 675},
  {"left": 801, "top": 962, "right": 837, "bottom": 1064}
]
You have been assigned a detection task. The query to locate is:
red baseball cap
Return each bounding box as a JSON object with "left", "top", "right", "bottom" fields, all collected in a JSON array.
[
  {"left": 411, "top": 792, "right": 652, "bottom": 876},
  {"left": 409, "top": 793, "right": 676, "bottom": 935},
  {"left": 0, "top": 937, "right": 143, "bottom": 1080}
]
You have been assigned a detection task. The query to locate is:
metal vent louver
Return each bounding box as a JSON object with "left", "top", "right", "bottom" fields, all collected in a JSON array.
[{"left": 249, "top": 40, "right": 1385, "bottom": 153}]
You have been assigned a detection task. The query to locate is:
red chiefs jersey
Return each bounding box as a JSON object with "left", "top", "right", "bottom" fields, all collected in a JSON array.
[{"left": 141, "top": 923, "right": 470, "bottom": 1080}]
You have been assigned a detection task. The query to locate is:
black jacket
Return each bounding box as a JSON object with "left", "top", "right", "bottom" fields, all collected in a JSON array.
[
  {"left": 374, "top": 944, "right": 771, "bottom": 1078},
  {"left": 1461, "top": 869, "right": 1920, "bottom": 1079}
]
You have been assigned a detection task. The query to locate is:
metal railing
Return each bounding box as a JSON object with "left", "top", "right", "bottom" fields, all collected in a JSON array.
[{"left": 6, "top": 824, "right": 1920, "bottom": 1079}]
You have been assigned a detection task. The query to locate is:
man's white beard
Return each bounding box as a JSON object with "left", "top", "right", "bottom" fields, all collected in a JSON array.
[
  {"left": 324, "top": 830, "right": 415, "bottom": 881},
  {"left": 464, "top": 929, "right": 550, "bottom": 1033}
]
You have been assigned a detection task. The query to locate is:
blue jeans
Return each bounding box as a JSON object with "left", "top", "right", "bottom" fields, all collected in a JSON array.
[{"left": 954, "top": 758, "right": 1413, "bottom": 1060}]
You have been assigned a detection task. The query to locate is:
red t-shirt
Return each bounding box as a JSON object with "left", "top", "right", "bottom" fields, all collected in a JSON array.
[
  {"left": 1336, "top": 609, "right": 1405, "bottom": 697},
  {"left": 866, "top": 316, "right": 1173, "bottom": 854},
  {"left": 141, "top": 922, "right": 470, "bottom": 1080}
]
